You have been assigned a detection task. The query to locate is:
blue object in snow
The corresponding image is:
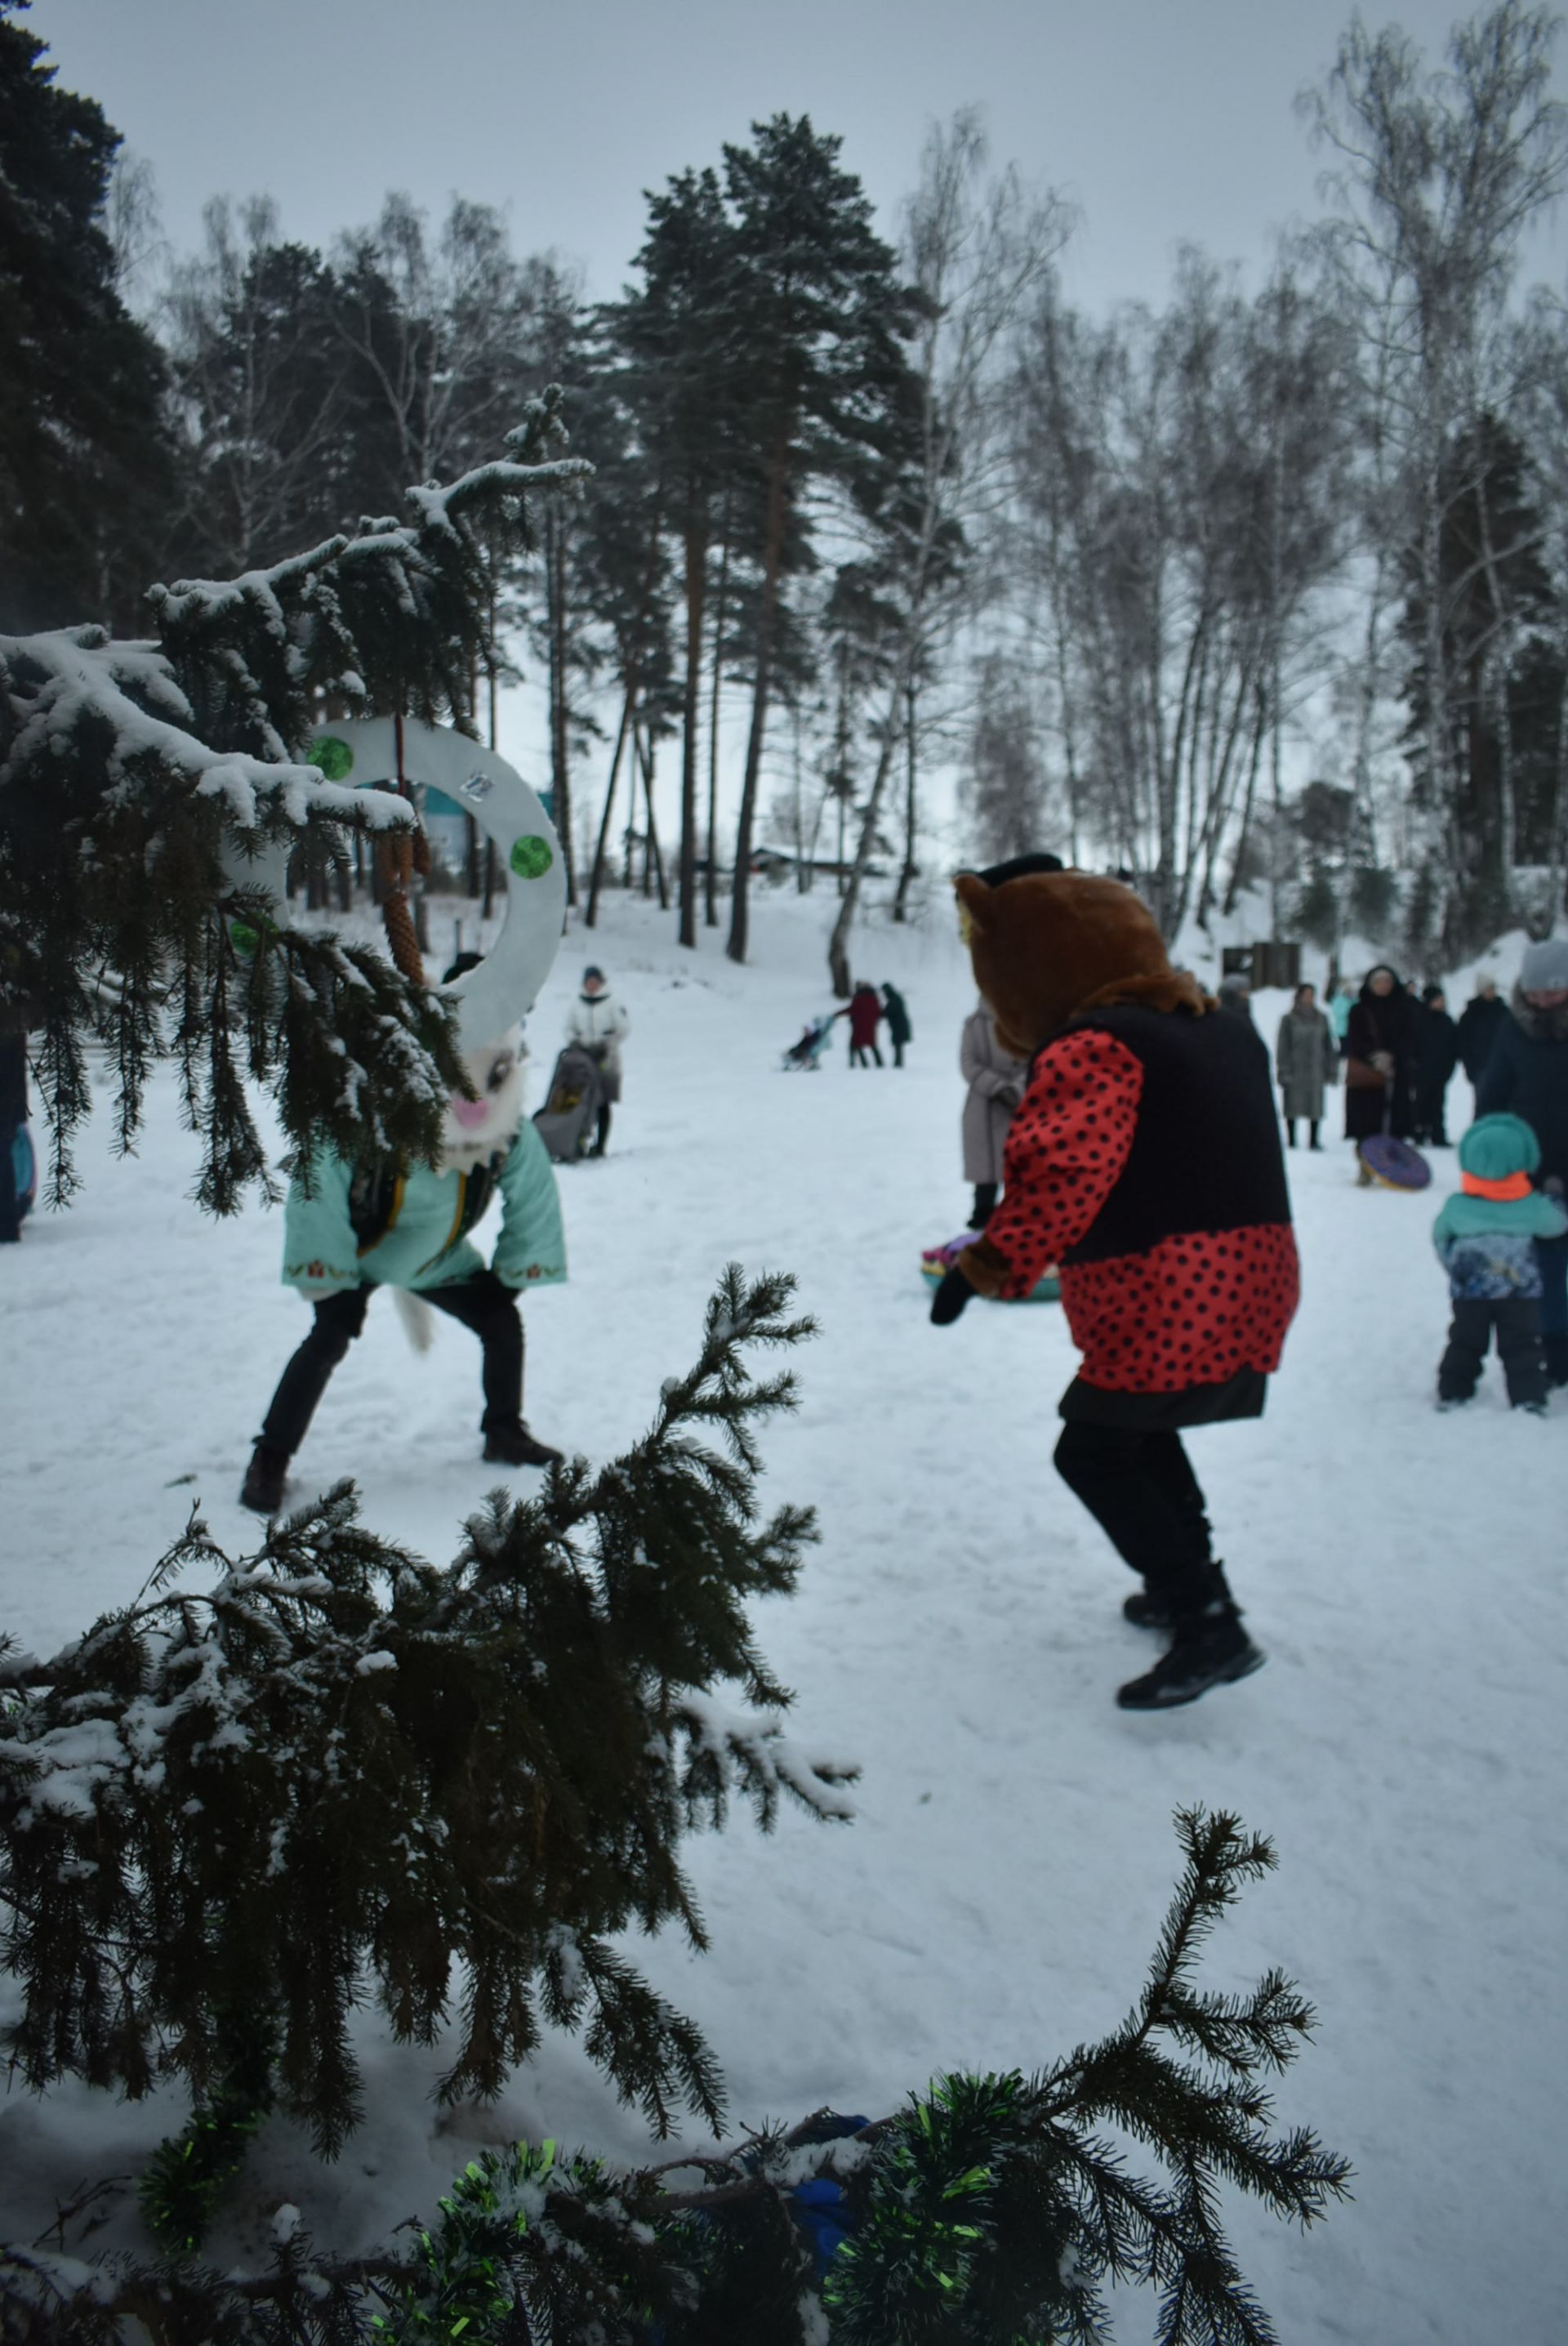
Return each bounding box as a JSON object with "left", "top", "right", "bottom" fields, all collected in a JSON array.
[{"left": 12, "top": 1125, "right": 36, "bottom": 1221}]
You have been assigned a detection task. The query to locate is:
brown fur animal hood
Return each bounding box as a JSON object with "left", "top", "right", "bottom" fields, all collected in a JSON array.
[{"left": 955, "top": 864, "right": 1205, "bottom": 1058}]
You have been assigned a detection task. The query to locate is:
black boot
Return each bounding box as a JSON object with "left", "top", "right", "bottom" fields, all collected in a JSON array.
[
  {"left": 1116, "top": 1578, "right": 1263, "bottom": 1710},
  {"left": 483, "top": 1419, "right": 564, "bottom": 1468},
  {"left": 240, "top": 1443, "right": 290, "bottom": 1515},
  {"left": 1123, "top": 1558, "right": 1233, "bottom": 1633},
  {"left": 1544, "top": 1334, "right": 1568, "bottom": 1389}
]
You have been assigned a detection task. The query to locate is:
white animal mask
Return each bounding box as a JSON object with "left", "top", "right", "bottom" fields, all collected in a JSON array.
[{"left": 439, "top": 1028, "right": 528, "bottom": 1172}]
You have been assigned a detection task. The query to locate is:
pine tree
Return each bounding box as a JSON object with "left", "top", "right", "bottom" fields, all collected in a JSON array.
[
  {"left": 719, "top": 115, "right": 920, "bottom": 966},
  {"left": 0, "top": 2, "right": 175, "bottom": 632},
  {"left": 0, "top": 394, "right": 589, "bottom": 1211},
  {"left": 610, "top": 166, "right": 754, "bottom": 946}
]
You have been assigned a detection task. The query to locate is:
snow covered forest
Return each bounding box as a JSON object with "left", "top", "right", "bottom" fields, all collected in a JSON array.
[{"left": 7, "top": 2, "right": 1568, "bottom": 975}]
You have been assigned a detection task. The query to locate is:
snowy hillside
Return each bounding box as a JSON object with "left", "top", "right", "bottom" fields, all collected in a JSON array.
[{"left": 2, "top": 887, "right": 1564, "bottom": 2344}]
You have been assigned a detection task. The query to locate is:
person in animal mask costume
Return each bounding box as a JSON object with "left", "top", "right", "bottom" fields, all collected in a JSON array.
[
  {"left": 929, "top": 854, "right": 1298, "bottom": 1710},
  {"left": 239, "top": 985, "right": 565, "bottom": 1515}
]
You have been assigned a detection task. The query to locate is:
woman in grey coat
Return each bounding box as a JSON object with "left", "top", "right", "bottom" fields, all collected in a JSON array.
[
  {"left": 1274, "top": 982, "right": 1339, "bottom": 1149},
  {"left": 960, "top": 1000, "right": 1029, "bottom": 1227}
]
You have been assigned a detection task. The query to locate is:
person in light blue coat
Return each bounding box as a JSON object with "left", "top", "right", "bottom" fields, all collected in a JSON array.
[{"left": 242, "top": 1026, "right": 566, "bottom": 1513}]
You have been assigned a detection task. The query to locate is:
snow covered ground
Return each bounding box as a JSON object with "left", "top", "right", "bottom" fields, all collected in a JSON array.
[{"left": 2, "top": 887, "right": 1565, "bottom": 2344}]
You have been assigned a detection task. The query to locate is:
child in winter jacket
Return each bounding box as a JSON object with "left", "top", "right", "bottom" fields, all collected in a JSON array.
[
  {"left": 1432, "top": 1113, "right": 1567, "bottom": 1412},
  {"left": 930, "top": 853, "right": 1298, "bottom": 1711}
]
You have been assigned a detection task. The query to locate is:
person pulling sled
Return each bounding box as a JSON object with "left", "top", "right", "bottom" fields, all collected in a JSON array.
[{"left": 929, "top": 853, "right": 1298, "bottom": 1711}]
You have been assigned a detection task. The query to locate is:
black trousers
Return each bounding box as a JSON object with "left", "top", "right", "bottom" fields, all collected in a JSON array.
[
  {"left": 850, "top": 1043, "right": 883, "bottom": 1068},
  {"left": 891, "top": 1040, "right": 906, "bottom": 1068},
  {"left": 1413, "top": 1080, "right": 1451, "bottom": 1144},
  {"left": 592, "top": 1102, "right": 612, "bottom": 1154},
  {"left": 1054, "top": 1421, "right": 1216, "bottom": 1612},
  {"left": 971, "top": 1182, "right": 999, "bottom": 1229},
  {"left": 1437, "top": 1296, "right": 1546, "bottom": 1407},
  {"left": 258, "top": 1272, "right": 523, "bottom": 1455}
]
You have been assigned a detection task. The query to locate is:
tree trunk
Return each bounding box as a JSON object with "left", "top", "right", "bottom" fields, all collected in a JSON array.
[
  {"left": 547, "top": 511, "right": 577, "bottom": 906},
  {"left": 706, "top": 511, "right": 732, "bottom": 927},
  {"left": 727, "top": 435, "right": 790, "bottom": 964},
  {"left": 586, "top": 687, "right": 635, "bottom": 929},
  {"left": 1548, "top": 657, "right": 1568, "bottom": 925},
  {"left": 1223, "top": 684, "right": 1269, "bottom": 917},
  {"left": 678, "top": 505, "right": 706, "bottom": 948},
  {"left": 827, "top": 683, "right": 905, "bottom": 998},
  {"left": 636, "top": 725, "right": 670, "bottom": 911},
  {"left": 893, "top": 677, "right": 918, "bottom": 921}
]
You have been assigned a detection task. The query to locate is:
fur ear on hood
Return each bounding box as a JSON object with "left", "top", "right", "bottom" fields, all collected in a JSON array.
[{"left": 955, "top": 868, "right": 1203, "bottom": 1055}]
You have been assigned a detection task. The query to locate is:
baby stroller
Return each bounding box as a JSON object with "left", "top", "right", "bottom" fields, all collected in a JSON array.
[
  {"left": 782, "top": 1015, "right": 837, "bottom": 1072},
  {"left": 533, "top": 1043, "right": 604, "bottom": 1162}
]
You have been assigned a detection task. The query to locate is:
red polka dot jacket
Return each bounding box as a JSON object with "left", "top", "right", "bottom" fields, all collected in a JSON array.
[{"left": 960, "top": 1005, "right": 1299, "bottom": 1396}]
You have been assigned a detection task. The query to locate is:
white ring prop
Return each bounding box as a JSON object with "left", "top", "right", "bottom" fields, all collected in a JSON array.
[{"left": 222, "top": 718, "right": 566, "bottom": 1053}]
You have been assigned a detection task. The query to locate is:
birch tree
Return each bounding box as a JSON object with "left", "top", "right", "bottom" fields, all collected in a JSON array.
[{"left": 826, "top": 111, "right": 1071, "bottom": 994}]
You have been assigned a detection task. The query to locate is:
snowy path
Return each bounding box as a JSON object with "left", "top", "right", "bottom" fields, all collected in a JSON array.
[{"left": 2, "top": 894, "right": 1564, "bottom": 2343}]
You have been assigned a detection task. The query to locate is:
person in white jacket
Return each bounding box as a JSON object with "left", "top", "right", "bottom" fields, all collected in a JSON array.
[{"left": 566, "top": 966, "right": 630, "bottom": 1156}]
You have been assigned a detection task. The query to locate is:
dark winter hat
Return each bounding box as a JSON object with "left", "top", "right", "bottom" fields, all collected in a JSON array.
[
  {"left": 1421, "top": 982, "right": 1445, "bottom": 1004},
  {"left": 970, "top": 851, "right": 1066, "bottom": 888},
  {"left": 582, "top": 965, "right": 605, "bottom": 984},
  {"left": 1519, "top": 938, "right": 1568, "bottom": 992},
  {"left": 1458, "top": 1113, "right": 1540, "bottom": 1184}
]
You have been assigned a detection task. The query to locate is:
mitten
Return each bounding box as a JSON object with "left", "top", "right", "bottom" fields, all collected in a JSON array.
[{"left": 929, "top": 1264, "right": 974, "bottom": 1326}]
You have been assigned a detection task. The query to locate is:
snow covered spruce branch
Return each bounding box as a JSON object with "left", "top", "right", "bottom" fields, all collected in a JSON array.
[
  {"left": 0, "top": 388, "right": 590, "bottom": 1211},
  {"left": 0, "top": 1272, "right": 849, "bottom": 2238},
  {"left": 0, "top": 1812, "right": 1349, "bottom": 2346}
]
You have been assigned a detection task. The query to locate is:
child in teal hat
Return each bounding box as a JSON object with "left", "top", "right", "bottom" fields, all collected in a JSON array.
[{"left": 1432, "top": 1113, "right": 1568, "bottom": 1412}]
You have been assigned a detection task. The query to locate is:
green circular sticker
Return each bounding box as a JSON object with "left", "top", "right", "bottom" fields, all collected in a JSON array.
[
  {"left": 307, "top": 735, "right": 354, "bottom": 781},
  {"left": 510, "top": 834, "right": 554, "bottom": 879}
]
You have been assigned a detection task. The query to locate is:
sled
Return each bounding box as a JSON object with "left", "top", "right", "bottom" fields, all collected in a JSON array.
[
  {"left": 920, "top": 1232, "right": 1060, "bottom": 1302},
  {"left": 532, "top": 1043, "right": 604, "bottom": 1162},
  {"left": 11, "top": 1123, "right": 36, "bottom": 1222},
  {"left": 781, "top": 1016, "right": 836, "bottom": 1072},
  {"left": 1357, "top": 1134, "right": 1432, "bottom": 1191}
]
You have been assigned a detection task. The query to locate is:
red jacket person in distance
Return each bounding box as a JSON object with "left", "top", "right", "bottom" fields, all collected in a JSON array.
[{"left": 929, "top": 854, "right": 1299, "bottom": 1710}]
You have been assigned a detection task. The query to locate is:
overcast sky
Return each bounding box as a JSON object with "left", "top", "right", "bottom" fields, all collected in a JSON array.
[{"left": 32, "top": 0, "right": 1568, "bottom": 315}]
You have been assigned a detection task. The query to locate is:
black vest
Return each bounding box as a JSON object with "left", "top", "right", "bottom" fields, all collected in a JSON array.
[{"left": 1052, "top": 1005, "right": 1291, "bottom": 1268}]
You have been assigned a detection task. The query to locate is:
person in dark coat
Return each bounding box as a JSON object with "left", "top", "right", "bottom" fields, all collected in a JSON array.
[
  {"left": 1412, "top": 983, "right": 1460, "bottom": 1146},
  {"left": 1456, "top": 977, "right": 1507, "bottom": 1087},
  {"left": 1477, "top": 937, "right": 1568, "bottom": 1385},
  {"left": 847, "top": 983, "right": 884, "bottom": 1068},
  {"left": 1343, "top": 965, "right": 1417, "bottom": 1157},
  {"left": 930, "top": 860, "right": 1298, "bottom": 1712},
  {"left": 882, "top": 982, "right": 912, "bottom": 1068}
]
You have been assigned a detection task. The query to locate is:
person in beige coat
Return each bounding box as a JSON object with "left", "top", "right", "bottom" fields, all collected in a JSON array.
[{"left": 960, "top": 1000, "right": 1028, "bottom": 1228}]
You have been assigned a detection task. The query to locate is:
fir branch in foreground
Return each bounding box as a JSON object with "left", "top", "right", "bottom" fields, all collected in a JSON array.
[
  {"left": 0, "top": 390, "right": 591, "bottom": 1208},
  {"left": 0, "top": 1271, "right": 849, "bottom": 2174},
  {"left": 0, "top": 1811, "right": 1349, "bottom": 2344}
]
